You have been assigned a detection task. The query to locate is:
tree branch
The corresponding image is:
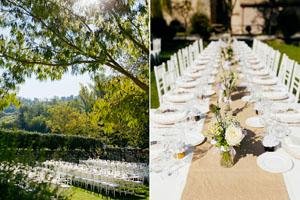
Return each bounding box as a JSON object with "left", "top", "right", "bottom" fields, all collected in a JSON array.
[
  {"left": 0, "top": 53, "right": 98, "bottom": 67},
  {"left": 112, "top": 13, "right": 149, "bottom": 55}
]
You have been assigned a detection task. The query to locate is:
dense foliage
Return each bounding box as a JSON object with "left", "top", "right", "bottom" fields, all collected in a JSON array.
[
  {"left": 0, "top": 0, "right": 149, "bottom": 110},
  {"left": 0, "top": 80, "right": 149, "bottom": 148},
  {"left": 278, "top": 9, "right": 300, "bottom": 39},
  {"left": 190, "top": 13, "right": 212, "bottom": 40},
  {"left": 0, "top": 129, "right": 103, "bottom": 151}
]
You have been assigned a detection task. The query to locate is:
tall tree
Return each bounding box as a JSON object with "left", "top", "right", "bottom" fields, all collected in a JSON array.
[
  {"left": 221, "top": 0, "right": 237, "bottom": 33},
  {"left": 172, "top": 0, "right": 191, "bottom": 38},
  {"left": 0, "top": 0, "right": 149, "bottom": 111}
]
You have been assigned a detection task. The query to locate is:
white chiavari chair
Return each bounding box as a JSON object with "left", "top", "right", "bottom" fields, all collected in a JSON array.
[
  {"left": 154, "top": 63, "right": 166, "bottom": 106},
  {"left": 279, "top": 55, "right": 295, "bottom": 89},
  {"left": 198, "top": 38, "right": 204, "bottom": 52},
  {"left": 170, "top": 54, "right": 180, "bottom": 78},
  {"left": 162, "top": 70, "right": 176, "bottom": 94},
  {"left": 289, "top": 62, "right": 300, "bottom": 103},
  {"left": 271, "top": 50, "right": 281, "bottom": 76}
]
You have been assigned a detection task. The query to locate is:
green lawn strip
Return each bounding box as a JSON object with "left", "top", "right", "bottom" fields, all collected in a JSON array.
[
  {"left": 150, "top": 70, "right": 159, "bottom": 109},
  {"left": 264, "top": 40, "right": 300, "bottom": 64},
  {"left": 69, "top": 184, "right": 149, "bottom": 200}
]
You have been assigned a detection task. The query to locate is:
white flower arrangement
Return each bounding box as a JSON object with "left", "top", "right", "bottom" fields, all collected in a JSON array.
[{"left": 205, "top": 103, "right": 246, "bottom": 151}]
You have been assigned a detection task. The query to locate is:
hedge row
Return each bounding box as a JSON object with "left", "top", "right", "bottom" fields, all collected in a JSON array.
[{"left": 0, "top": 129, "right": 103, "bottom": 151}]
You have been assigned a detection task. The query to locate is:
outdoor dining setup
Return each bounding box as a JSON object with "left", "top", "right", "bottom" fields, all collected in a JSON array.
[{"left": 150, "top": 35, "right": 300, "bottom": 200}]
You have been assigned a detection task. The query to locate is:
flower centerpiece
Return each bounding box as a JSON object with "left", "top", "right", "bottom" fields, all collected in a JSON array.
[
  {"left": 217, "top": 69, "right": 237, "bottom": 112},
  {"left": 205, "top": 103, "right": 246, "bottom": 167}
]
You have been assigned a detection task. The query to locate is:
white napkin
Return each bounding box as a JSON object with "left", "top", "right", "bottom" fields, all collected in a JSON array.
[
  {"left": 277, "top": 113, "right": 300, "bottom": 124},
  {"left": 191, "top": 64, "right": 206, "bottom": 70},
  {"left": 249, "top": 59, "right": 260, "bottom": 65},
  {"left": 251, "top": 63, "right": 264, "bottom": 70},
  {"left": 263, "top": 91, "right": 289, "bottom": 100},
  {"left": 253, "top": 77, "right": 278, "bottom": 85},
  {"left": 249, "top": 69, "right": 270, "bottom": 76},
  {"left": 184, "top": 71, "right": 203, "bottom": 79},
  {"left": 164, "top": 91, "right": 194, "bottom": 103},
  {"left": 177, "top": 79, "right": 197, "bottom": 88},
  {"left": 151, "top": 108, "right": 187, "bottom": 125},
  {"left": 194, "top": 59, "right": 209, "bottom": 65}
]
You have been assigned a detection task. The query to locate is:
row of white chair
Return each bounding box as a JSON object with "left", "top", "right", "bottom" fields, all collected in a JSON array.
[
  {"left": 154, "top": 38, "right": 206, "bottom": 106},
  {"left": 253, "top": 39, "right": 300, "bottom": 102},
  {"left": 43, "top": 160, "right": 146, "bottom": 197}
]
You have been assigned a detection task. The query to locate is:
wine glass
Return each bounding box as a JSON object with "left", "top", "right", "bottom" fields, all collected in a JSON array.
[{"left": 270, "top": 121, "right": 291, "bottom": 139}]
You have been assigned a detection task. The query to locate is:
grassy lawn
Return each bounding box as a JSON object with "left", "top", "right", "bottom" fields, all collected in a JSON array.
[
  {"left": 159, "top": 40, "right": 194, "bottom": 63},
  {"left": 150, "top": 70, "right": 159, "bottom": 108},
  {"left": 264, "top": 40, "right": 300, "bottom": 64},
  {"left": 69, "top": 184, "right": 149, "bottom": 200}
]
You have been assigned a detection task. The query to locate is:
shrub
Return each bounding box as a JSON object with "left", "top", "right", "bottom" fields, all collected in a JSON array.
[
  {"left": 190, "top": 13, "right": 212, "bottom": 40},
  {"left": 246, "top": 26, "right": 252, "bottom": 35},
  {"left": 278, "top": 9, "right": 300, "bottom": 39},
  {"left": 151, "top": 17, "right": 168, "bottom": 38},
  {"left": 0, "top": 129, "right": 103, "bottom": 152},
  {"left": 169, "top": 19, "right": 185, "bottom": 33}
]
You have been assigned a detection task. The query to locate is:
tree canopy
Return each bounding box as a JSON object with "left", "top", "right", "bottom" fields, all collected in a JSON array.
[{"left": 0, "top": 0, "right": 149, "bottom": 110}]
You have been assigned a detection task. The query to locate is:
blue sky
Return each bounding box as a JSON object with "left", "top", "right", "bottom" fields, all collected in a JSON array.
[{"left": 17, "top": 72, "right": 92, "bottom": 99}]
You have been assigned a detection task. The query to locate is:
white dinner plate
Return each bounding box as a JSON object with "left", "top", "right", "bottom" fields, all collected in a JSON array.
[
  {"left": 185, "top": 133, "right": 205, "bottom": 147},
  {"left": 241, "top": 96, "right": 254, "bottom": 103},
  {"left": 245, "top": 117, "right": 264, "bottom": 128},
  {"left": 257, "top": 152, "right": 293, "bottom": 173},
  {"left": 150, "top": 108, "right": 188, "bottom": 125},
  {"left": 204, "top": 90, "right": 216, "bottom": 97},
  {"left": 239, "top": 82, "right": 248, "bottom": 88},
  {"left": 210, "top": 70, "right": 218, "bottom": 75},
  {"left": 164, "top": 92, "right": 194, "bottom": 103}
]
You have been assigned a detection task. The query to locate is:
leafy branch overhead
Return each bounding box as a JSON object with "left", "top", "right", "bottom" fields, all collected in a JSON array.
[{"left": 0, "top": 0, "right": 149, "bottom": 105}]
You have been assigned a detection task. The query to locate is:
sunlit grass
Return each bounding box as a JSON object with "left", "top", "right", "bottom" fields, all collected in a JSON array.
[
  {"left": 264, "top": 40, "right": 300, "bottom": 64},
  {"left": 150, "top": 70, "right": 159, "bottom": 109},
  {"left": 69, "top": 184, "right": 149, "bottom": 200}
]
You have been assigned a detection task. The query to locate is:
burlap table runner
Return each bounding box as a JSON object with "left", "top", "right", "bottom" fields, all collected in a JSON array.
[{"left": 181, "top": 68, "right": 289, "bottom": 200}]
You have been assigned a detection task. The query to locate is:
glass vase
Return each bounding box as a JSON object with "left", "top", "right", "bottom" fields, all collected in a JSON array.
[
  {"left": 224, "top": 96, "right": 232, "bottom": 113},
  {"left": 220, "top": 147, "right": 235, "bottom": 168}
]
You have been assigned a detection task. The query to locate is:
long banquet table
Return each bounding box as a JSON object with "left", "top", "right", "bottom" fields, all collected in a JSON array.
[
  {"left": 150, "top": 41, "right": 300, "bottom": 200},
  {"left": 181, "top": 76, "right": 292, "bottom": 200}
]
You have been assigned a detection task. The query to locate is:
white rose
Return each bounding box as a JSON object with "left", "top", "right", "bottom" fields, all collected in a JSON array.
[{"left": 225, "top": 125, "right": 244, "bottom": 146}]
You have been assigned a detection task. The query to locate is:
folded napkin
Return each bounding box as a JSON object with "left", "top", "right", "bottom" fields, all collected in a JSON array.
[
  {"left": 151, "top": 108, "right": 187, "bottom": 125},
  {"left": 249, "top": 69, "right": 270, "bottom": 76},
  {"left": 253, "top": 77, "right": 278, "bottom": 85},
  {"left": 194, "top": 59, "right": 210, "bottom": 65},
  {"left": 184, "top": 71, "right": 203, "bottom": 79},
  {"left": 191, "top": 64, "right": 206, "bottom": 70},
  {"left": 263, "top": 91, "right": 289, "bottom": 101},
  {"left": 251, "top": 63, "right": 264, "bottom": 70},
  {"left": 276, "top": 113, "right": 300, "bottom": 124},
  {"left": 177, "top": 79, "right": 197, "bottom": 88},
  {"left": 164, "top": 91, "right": 194, "bottom": 103},
  {"left": 249, "top": 59, "right": 260, "bottom": 65}
]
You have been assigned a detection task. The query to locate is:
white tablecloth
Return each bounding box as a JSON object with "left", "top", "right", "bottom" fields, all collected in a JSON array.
[{"left": 150, "top": 100, "right": 208, "bottom": 200}]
